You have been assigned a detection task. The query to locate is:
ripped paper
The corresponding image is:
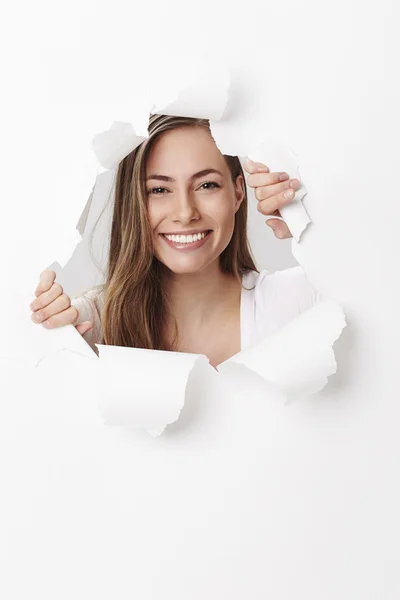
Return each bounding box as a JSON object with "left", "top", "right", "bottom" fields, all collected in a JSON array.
[
  {"left": 150, "top": 64, "right": 230, "bottom": 121},
  {"left": 248, "top": 142, "right": 311, "bottom": 242},
  {"left": 18, "top": 59, "right": 346, "bottom": 437},
  {"left": 218, "top": 300, "right": 346, "bottom": 397},
  {"left": 92, "top": 121, "right": 147, "bottom": 171},
  {"left": 95, "top": 345, "right": 210, "bottom": 436}
]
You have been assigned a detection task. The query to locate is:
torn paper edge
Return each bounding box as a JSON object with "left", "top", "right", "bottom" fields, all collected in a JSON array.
[
  {"left": 219, "top": 299, "right": 347, "bottom": 398},
  {"left": 246, "top": 143, "right": 311, "bottom": 242},
  {"left": 95, "top": 345, "right": 211, "bottom": 437},
  {"left": 18, "top": 58, "right": 346, "bottom": 435}
]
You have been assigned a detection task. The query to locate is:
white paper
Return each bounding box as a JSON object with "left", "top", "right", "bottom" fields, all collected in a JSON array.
[
  {"left": 2, "top": 287, "right": 98, "bottom": 367},
  {"left": 92, "top": 121, "right": 147, "bottom": 171},
  {"left": 219, "top": 300, "right": 346, "bottom": 397},
  {"left": 94, "top": 345, "right": 210, "bottom": 436},
  {"left": 248, "top": 142, "right": 311, "bottom": 242},
  {"left": 151, "top": 64, "right": 230, "bottom": 121},
  {"left": 16, "top": 59, "right": 345, "bottom": 436}
]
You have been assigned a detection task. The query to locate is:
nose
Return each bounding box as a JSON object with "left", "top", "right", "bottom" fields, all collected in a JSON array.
[{"left": 171, "top": 188, "right": 200, "bottom": 224}]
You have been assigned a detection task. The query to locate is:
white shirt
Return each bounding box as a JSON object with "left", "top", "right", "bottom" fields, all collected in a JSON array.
[{"left": 71, "top": 266, "right": 321, "bottom": 353}]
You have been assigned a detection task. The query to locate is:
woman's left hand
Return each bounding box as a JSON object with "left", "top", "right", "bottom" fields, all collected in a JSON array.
[{"left": 243, "top": 158, "right": 302, "bottom": 239}]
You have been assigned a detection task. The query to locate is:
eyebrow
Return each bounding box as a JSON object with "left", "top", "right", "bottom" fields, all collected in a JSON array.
[{"left": 146, "top": 168, "right": 224, "bottom": 182}]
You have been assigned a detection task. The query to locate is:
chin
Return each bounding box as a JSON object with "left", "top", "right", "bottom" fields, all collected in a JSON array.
[
  {"left": 162, "top": 262, "right": 206, "bottom": 275},
  {"left": 154, "top": 252, "right": 213, "bottom": 275}
]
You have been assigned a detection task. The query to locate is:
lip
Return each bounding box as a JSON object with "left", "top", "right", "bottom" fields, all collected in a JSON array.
[
  {"left": 160, "top": 230, "right": 213, "bottom": 252},
  {"left": 161, "top": 229, "right": 211, "bottom": 235}
]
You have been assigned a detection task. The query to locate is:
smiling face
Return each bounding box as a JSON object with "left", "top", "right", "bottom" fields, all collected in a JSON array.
[{"left": 146, "top": 126, "right": 245, "bottom": 275}]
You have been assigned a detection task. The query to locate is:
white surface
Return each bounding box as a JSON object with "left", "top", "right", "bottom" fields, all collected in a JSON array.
[{"left": 1, "top": 0, "right": 399, "bottom": 598}]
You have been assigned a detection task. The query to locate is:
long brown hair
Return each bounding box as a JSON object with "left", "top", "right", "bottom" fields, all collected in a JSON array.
[{"left": 95, "top": 114, "right": 258, "bottom": 350}]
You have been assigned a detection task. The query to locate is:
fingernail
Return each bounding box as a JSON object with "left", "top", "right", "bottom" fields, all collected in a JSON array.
[
  {"left": 257, "top": 167, "right": 269, "bottom": 172},
  {"left": 32, "top": 312, "right": 41, "bottom": 322},
  {"left": 279, "top": 173, "right": 289, "bottom": 181},
  {"left": 284, "top": 189, "right": 295, "bottom": 200}
]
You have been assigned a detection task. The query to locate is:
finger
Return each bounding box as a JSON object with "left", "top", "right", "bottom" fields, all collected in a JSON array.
[
  {"left": 254, "top": 177, "right": 301, "bottom": 201},
  {"left": 34, "top": 270, "right": 57, "bottom": 297},
  {"left": 247, "top": 171, "right": 290, "bottom": 189},
  {"left": 75, "top": 321, "right": 94, "bottom": 336},
  {"left": 30, "top": 282, "right": 64, "bottom": 311},
  {"left": 242, "top": 158, "right": 270, "bottom": 175},
  {"left": 31, "top": 297, "right": 74, "bottom": 325},
  {"left": 266, "top": 219, "right": 292, "bottom": 239},
  {"left": 257, "top": 186, "right": 298, "bottom": 215}
]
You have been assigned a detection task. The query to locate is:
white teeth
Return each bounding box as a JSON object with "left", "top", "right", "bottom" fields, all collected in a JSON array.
[{"left": 164, "top": 231, "right": 208, "bottom": 243}]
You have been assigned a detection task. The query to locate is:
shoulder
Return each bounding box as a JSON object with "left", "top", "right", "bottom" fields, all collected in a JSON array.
[{"left": 243, "top": 265, "right": 321, "bottom": 330}]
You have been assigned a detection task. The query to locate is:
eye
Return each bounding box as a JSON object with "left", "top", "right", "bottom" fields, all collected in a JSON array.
[
  {"left": 147, "top": 187, "right": 168, "bottom": 195},
  {"left": 199, "top": 181, "right": 220, "bottom": 190}
]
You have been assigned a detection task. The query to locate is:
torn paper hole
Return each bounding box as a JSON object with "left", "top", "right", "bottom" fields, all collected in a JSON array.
[{"left": 18, "top": 60, "right": 346, "bottom": 436}]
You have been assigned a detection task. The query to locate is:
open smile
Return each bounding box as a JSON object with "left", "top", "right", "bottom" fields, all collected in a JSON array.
[{"left": 159, "top": 230, "right": 213, "bottom": 252}]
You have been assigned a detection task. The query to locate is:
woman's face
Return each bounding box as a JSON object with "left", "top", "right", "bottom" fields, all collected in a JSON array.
[{"left": 145, "top": 126, "right": 245, "bottom": 275}]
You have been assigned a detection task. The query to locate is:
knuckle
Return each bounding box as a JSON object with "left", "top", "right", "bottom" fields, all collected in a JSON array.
[
  {"left": 60, "top": 293, "right": 71, "bottom": 308},
  {"left": 258, "top": 200, "right": 272, "bottom": 215},
  {"left": 46, "top": 313, "right": 61, "bottom": 327},
  {"left": 44, "top": 315, "right": 54, "bottom": 327},
  {"left": 53, "top": 282, "right": 63, "bottom": 295},
  {"left": 255, "top": 187, "right": 266, "bottom": 201},
  {"left": 70, "top": 306, "right": 79, "bottom": 324}
]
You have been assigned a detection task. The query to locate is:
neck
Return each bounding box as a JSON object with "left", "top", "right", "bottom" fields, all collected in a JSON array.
[{"left": 162, "top": 260, "right": 241, "bottom": 329}]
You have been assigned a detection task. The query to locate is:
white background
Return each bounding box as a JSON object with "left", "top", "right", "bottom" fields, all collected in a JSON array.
[{"left": 1, "top": 0, "right": 399, "bottom": 598}]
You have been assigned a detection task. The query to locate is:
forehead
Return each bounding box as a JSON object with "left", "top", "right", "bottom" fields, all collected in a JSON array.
[{"left": 146, "top": 126, "right": 226, "bottom": 175}]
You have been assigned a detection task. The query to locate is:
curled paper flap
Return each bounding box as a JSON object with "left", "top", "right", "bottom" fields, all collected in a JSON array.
[
  {"left": 91, "top": 62, "right": 231, "bottom": 171},
  {"left": 248, "top": 143, "right": 311, "bottom": 242},
  {"left": 221, "top": 300, "right": 346, "bottom": 396},
  {"left": 92, "top": 121, "right": 147, "bottom": 170},
  {"left": 17, "top": 60, "right": 347, "bottom": 437},
  {"left": 94, "top": 344, "right": 210, "bottom": 436}
]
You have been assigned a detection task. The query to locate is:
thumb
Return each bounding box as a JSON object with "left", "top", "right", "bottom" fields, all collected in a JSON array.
[{"left": 75, "top": 321, "right": 93, "bottom": 336}]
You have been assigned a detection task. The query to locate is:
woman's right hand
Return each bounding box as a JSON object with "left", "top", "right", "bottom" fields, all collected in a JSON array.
[{"left": 29, "top": 270, "right": 93, "bottom": 337}]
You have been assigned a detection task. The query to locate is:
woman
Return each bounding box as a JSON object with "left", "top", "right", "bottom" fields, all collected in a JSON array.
[{"left": 30, "top": 114, "right": 320, "bottom": 368}]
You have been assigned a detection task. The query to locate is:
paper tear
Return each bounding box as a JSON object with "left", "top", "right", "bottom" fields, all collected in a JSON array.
[
  {"left": 18, "top": 59, "right": 347, "bottom": 437},
  {"left": 248, "top": 142, "right": 311, "bottom": 242},
  {"left": 92, "top": 121, "right": 147, "bottom": 171},
  {"left": 90, "top": 63, "right": 230, "bottom": 172},
  {"left": 94, "top": 345, "right": 211, "bottom": 436},
  {"left": 151, "top": 65, "right": 230, "bottom": 121},
  {"left": 220, "top": 300, "right": 346, "bottom": 397}
]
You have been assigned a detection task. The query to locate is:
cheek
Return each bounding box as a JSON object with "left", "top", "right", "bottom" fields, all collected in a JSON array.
[
  {"left": 213, "top": 197, "right": 236, "bottom": 227},
  {"left": 147, "top": 200, "right": 163, "bottom": 230}
]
